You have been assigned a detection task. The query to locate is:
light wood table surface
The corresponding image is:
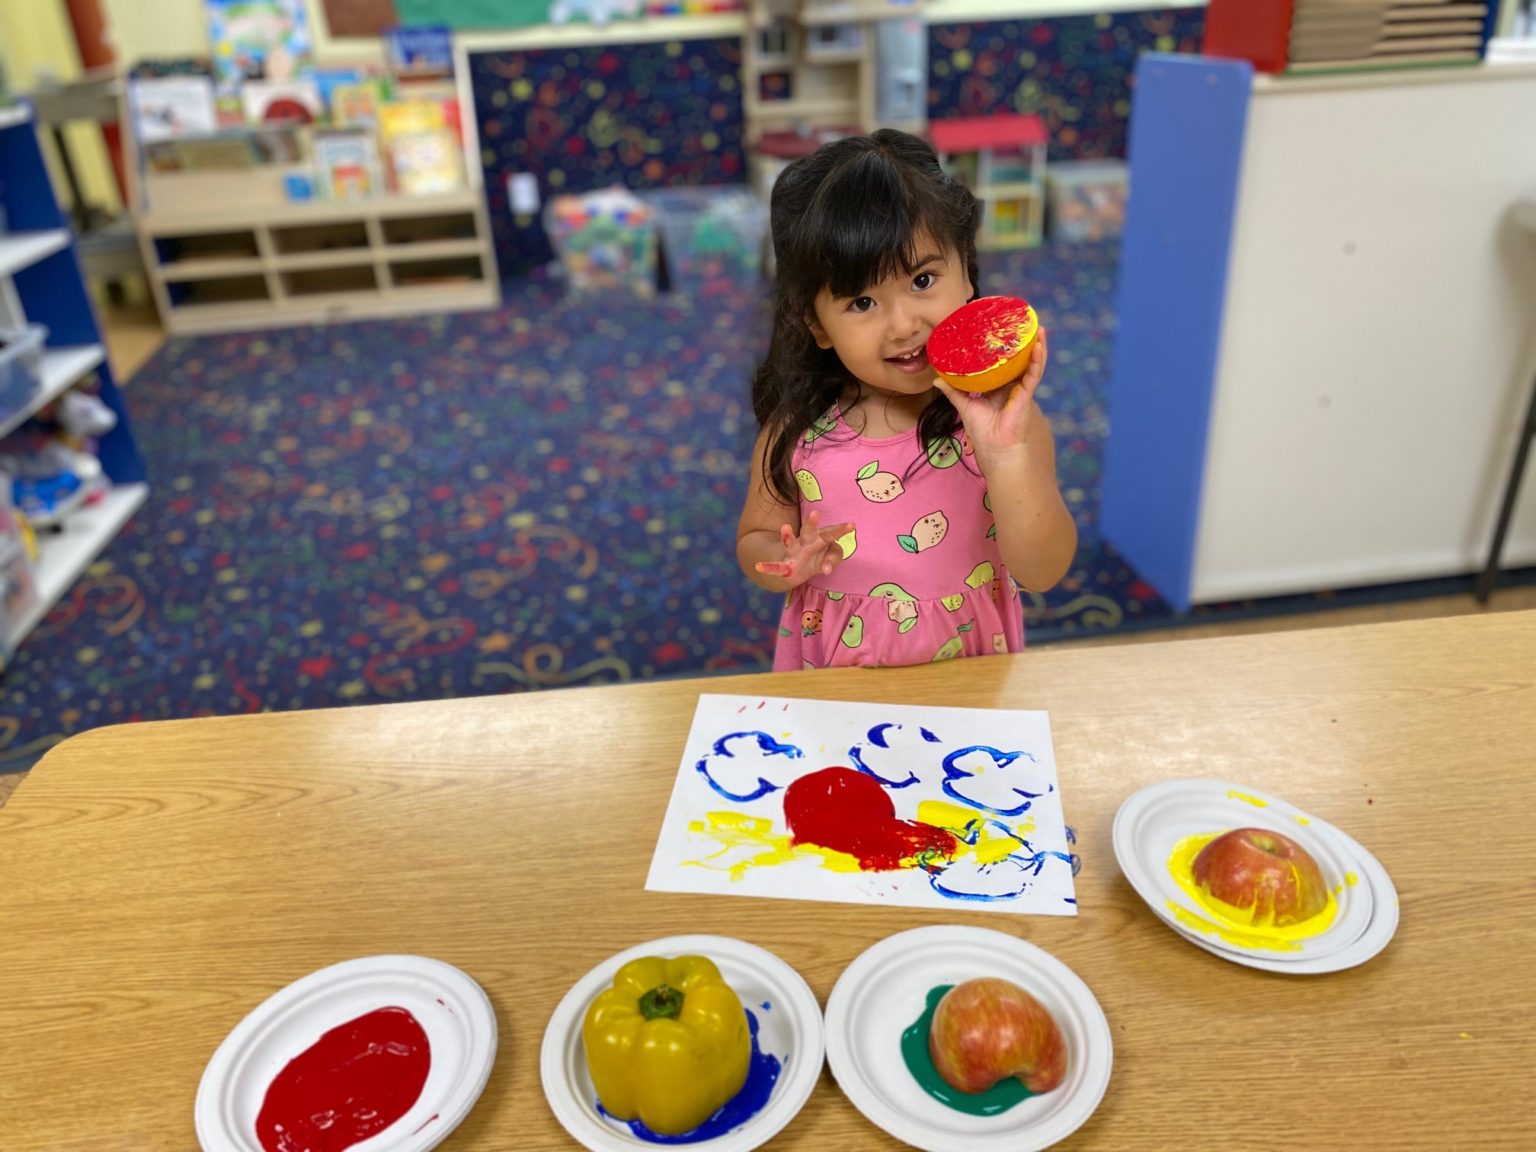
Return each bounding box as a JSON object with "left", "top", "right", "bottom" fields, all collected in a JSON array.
[{"left": 2, "top": 612, "right": 1533, "bottom": 1150}]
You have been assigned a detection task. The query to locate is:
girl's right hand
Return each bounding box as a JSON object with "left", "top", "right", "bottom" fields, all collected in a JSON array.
[{"left": 754, "top": 509, "right": 855, "bottom": 587}]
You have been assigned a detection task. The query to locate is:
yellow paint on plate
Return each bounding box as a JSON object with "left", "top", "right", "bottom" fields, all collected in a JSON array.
[
  {"left": 1228, "top": 791, "right": 1269, "bottom": 808},
  {"left": 1166, "top": 831, "right": 1342, "bottom": 953},
  {"left": 1294, "top": 815, "right": 1311, "bottom": 825}
]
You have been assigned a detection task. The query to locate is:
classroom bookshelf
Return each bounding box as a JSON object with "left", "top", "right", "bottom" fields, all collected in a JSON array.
[
  {"left": 0, "top": 103, "right": 148, "bottom": 662},
  {"left": 122, "top": 46, "right": 499, "bottom": 336}
]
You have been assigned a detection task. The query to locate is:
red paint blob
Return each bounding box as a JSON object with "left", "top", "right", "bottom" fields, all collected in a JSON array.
[
  {"left": 927, "top": 296, "right": 1036, "bottom": 375},
  {"left": 784, "top": 766, "right": 957, "bottom": 870},
  {"left": 256, "top": 1006, "right": 430, "bottom": 1152}
]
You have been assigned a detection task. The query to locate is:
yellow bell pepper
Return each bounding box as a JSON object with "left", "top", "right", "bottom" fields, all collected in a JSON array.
[{"left": 582, "top": 954, "right": 751, "bottom": 1135}]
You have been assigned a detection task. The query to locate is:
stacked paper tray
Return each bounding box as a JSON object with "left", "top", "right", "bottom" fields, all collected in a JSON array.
[{"left": 1287, "top": 0, "right": 1489, "bottom": 72}]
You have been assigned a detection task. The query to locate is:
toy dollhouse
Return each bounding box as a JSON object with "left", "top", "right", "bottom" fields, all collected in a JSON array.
[{"left": 928, "top": 114, "right": 1048, "bottom": 250}]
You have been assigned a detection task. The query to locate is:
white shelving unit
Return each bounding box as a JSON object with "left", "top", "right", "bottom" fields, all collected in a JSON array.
[
  {"left": 12, "top": 483, "right": 148, "bottom": 644},
  {"left": 1, "top": 103, "right": 146, "bottom": 662},
  {"left": 0, "top": 230, "right": 70, "bottom": 279},
  {"left": 0, "top": 346, "right": 106, "bottom": 441}
]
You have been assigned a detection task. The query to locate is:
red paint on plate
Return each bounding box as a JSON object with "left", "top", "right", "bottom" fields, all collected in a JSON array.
[{"left": 256, "top": 1006, "right": 430, "bottom": 1152}]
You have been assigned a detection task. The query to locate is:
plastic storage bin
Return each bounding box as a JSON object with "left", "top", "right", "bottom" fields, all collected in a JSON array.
[
  {"left": 0, "top": 323, "right": 47, "bottom": 427},
  {"left": 642, "top": 187, "right": 769, "bottom": 291},
  {"left": 1045, "top": 160, "right": 1128, "bottom": 244},
  {"left": 544, "top": 186, "right": 657, "bottom": 298}
]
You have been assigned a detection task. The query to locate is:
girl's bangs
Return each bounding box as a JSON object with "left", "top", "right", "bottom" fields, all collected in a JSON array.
[{"left": 797, "top": 156, "right": 953, "bottom": 300}]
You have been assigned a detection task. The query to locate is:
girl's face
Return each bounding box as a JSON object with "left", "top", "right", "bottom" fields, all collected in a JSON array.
[{"left": 807, "top": 235, "right": 974, "bottom": 397}]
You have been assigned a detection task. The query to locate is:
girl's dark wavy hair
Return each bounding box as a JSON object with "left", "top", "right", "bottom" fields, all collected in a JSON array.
[{"left": 751, "top": 129, "right": 981, "bottom": 506}]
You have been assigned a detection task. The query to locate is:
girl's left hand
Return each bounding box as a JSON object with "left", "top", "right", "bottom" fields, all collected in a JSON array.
[{"left": 932, "top": 330, "right": 1049, "bottom": 465}]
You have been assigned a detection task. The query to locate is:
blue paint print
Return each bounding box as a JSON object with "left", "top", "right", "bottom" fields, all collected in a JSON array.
[
  {"left": 760, "top": 1001, "right": 771, "bottom": 1011},
  {"left": 597, "top": 1008, "right": 782, "bottom": 1144},
  {"left": 929, "top": 859, "right": 1036, "bottom": 902},
  {"left": 695, "top": 732, "right": 803, "bottom": 803},
  {"left": 926, "top": 844, "right": 1076, "bottom": 902},
  {"left": 1065, "top": 825, "right": 1078, "bottom": 845},
  {"left": 849, "top": 743, "right": 919, "bottom": 788},
  {"left": 920, "top": 727, "right": 941, "bottom": 743},
  {"left": 1011, "top": 847, "right": 1076, "bottom": 876},
  {"left": 940, "top": 745, "right": 1043, "bottom": 815},
  {"left": 849, "top": 720, "right": 928, "bottom": 787},
  {"left": 950, "top": 816, "right": 1028, "bottom": 852}
]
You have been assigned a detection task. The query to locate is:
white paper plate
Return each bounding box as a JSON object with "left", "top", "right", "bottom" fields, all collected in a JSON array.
[
  {"left": 824, "top": 925, "right": 1112, "bottom": 1152},
  {"left": 1170, "top": 814, "right": 1399, "bottom": 975},
  {"left": 540, "top": 934, "right": 824, "bottom": 1152},
  {"left": 195, "top": 955, "right": 497, "bottom": 1152},
  {"left": 1113, "top": 779, "right": 1373, "bottom": 962}
]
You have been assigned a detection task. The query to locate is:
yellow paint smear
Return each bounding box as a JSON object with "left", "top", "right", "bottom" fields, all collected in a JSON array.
[
  {"left": 1228, "top": 791, "right": 1269, "bottom": 808},
  {"left": 685, "top": 801, "right": 1040, "bottom": 880},
  {"left": 1294, "top": 815, "right": 1310, "bottom": 825},
  {"left": 1166, "top": 831, "right": 1343, "bottom": 953},
  {"left": 685, "top": 811, "right": 861, "bottom": 879},
  {"left": 917, "top": 799, "right": 1037, "bottom": 866}
]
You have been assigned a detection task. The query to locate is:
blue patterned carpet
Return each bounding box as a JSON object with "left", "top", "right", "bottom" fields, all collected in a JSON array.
[{"left": 1, "top": 241, "right": 1526, "bottom": 772}]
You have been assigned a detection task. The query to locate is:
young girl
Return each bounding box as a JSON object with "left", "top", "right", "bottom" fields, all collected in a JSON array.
[{"left": 737, "top": 129, "right": 1076, "bottom": 670}]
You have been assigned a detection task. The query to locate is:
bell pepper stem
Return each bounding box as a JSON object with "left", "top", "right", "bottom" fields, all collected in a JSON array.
[{"left": 639, "top": 983, "right": 685, "bottom": 1020}]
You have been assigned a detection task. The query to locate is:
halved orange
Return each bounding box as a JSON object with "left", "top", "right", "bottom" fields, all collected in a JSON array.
[{"left": 928, "top": 296, "right": 1040, "bottom": 393}]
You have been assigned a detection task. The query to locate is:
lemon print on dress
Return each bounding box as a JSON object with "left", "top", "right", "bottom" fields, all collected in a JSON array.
[
  {"left": 984, "top": 491, "right": 997, "bottom": 539},
  {"left": 841, "top": 615, "right": 864, "bottom": 648},
  {"left": 898, "top": 511, "right": 948, "bottom": 554},
  {"left": 835, "top": 527, "right": 857, "bottom": 559},
  {"left": 804, "top": 413, "right": 838, "bottom": 445},
  {"left": 795, "top": 469, "right": 823, "bottom": 502},
  {"left": 870, "top": 582, "right": 919, "bottom": 634},
  {"left": 855, "top": 461, "right": 904, "bottom": 503},
  {"left": 941, "top": 593, "right": 964, "bottom": 611},
  {"left": 925, "top": 436, "right": 962, "bottom": 469},
  {"left": 932, "top": 623, "right": 974, "bottom": 661},
  {"left": 966, "top": 560, "right": 1003, "bottom": 602}
]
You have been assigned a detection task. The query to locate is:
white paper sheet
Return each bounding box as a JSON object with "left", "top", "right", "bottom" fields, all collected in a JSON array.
[{"left": 646, "top": 694, "right": 1078, "bottom": 916}]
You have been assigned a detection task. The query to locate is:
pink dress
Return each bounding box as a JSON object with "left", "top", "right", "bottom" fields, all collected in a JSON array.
[{"left": 773, "top": 407, "right": 1025, "bottom": 670}]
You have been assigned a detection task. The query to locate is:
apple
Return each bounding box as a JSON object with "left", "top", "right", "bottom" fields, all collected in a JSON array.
[
  {"left": 1191, "top": 827, "right": 1328, "bottom": 926},
  {"left": 928, "top": 977, "right": 1067, "bottom": 1095}
]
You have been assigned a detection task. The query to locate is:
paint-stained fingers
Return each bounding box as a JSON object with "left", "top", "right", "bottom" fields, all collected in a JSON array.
[
  {"left": 817, "top": 521, "right": 856, "bottom": 543},
  {"left": 755, "top": 560, "right": 794, "bottom": 577}
]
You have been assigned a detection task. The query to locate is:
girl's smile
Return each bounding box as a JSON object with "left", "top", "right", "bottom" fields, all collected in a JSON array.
[
  {"left": 885, "top": 345, "right": 932, "bottom": 375},
  {"left": 807, "top": 235, "right": 975, "bottom": 396}
]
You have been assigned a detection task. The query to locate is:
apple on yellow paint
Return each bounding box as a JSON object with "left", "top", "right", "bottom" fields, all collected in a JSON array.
[{"left": 1191, "top": 828, "right": 1328, "bottom": 926}]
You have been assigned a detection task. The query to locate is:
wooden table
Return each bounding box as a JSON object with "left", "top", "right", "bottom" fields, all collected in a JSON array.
[{"left": 2, "top": 612, "right": 1533, "bottom": 1150}]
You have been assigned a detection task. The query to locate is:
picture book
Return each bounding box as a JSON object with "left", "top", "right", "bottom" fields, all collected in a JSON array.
[
  {"left": 384, "top": 25, "right": 454, "bottom": 81},
  {"left": 129, "top": 75, "right": 218, "bottom": 142},
  {"left": 311, "top": 128, "right": 384, "bottom": 199},
  {"left": 205, "top": 0, "right": 311, "bottom": 83}
]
